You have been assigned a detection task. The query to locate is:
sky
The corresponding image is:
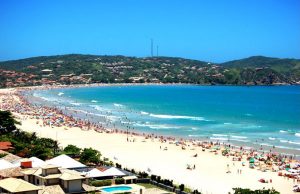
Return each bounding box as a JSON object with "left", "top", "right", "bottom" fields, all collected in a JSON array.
[{"left": 0, "top": 0, "right": 299, "bottom": 62}]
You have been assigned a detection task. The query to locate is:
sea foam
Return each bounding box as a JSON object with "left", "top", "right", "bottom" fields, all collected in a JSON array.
[{"left": 149, "top": 113, "right": 204, "bottom": 121}]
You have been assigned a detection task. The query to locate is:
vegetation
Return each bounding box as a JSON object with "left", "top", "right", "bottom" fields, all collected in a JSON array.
[
  {"left": 0, "top": 54, "right": 299, "bottom": 88},
  {"left": 0, "top": 110, "right": 59, "bottom": 160},
  {"left": 0, "top": 110, "right": 20, "bottom": 135},
  {"left": 233, "top": 188, "right": 280, "bottom": 194},
  {"left": 115, "top": 178, "right": 125, "bottom": 184},
  {"left": 90, "top": 179, "right": 112, "bottom": 187},
  {"left": 63, "top": 144, "right": 81, "bottom": 156},
  {"left": 79, "top": 147, "right": 101, "bottom": 165},
  {"left": 0, "top": 111, "right": 108, "bottom": 164},
  {"left": 0, "top": 153, "right": 8, "bottom": 158}
]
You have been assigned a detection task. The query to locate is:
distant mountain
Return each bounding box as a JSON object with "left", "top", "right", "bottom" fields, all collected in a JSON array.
[{"left": 0, "top": 54, "right": 299, "bottom": 88}]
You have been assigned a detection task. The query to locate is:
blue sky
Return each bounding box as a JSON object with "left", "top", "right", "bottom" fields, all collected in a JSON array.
[{"left": 0, "top": 0, "right": 299, "bottom": 62}]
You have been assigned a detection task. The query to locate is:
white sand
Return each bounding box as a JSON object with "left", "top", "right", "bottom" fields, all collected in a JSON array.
[{"left": 17, "top": 117, "right": 294, "bottom": 194}]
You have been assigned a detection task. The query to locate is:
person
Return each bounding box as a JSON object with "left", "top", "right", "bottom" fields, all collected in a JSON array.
[{"left": 193, "top": 164, "right": 196, "bottom": 169}]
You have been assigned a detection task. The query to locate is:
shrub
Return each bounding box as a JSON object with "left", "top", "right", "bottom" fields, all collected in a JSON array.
[
  {"left": 138, "top": 171, "right": 148, "bottom": 178},
  {"left": 0, "top": 153, "right": 8, "bottom": 158},
  {"left": 80, "top": 147, "right": 101, "bottom": 164},
  {"left": 91, "top": 180, "right": 112, "bottom": 187},
  {"left": 64, "top": 144, "right": 81, "bottom": 155},
  {"left": 179, "top": 184, "right": 185, "bottom": 191},
  {"left": 157, "top": 176, "right": 161, "bottom": 183},
  {"left": 115, "top": 178, "right": 125, "bottom": 184},
  {"left": 233, "top": 188, "right": 280, "bottom": 194},
  {"left": 193, "top": 189, "right": 202, "bottom": 194},
  {"left": 150, "top": 175, "right": 157, "bottom": 181}
]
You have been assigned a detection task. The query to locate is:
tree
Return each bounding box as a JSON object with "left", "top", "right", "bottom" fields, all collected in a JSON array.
[
  {"left": 64, "top": 144, "right": 81, "bottom": 155},
  {"left": 34, "top": 138, "right": 60, "bottom": 155},
  {"left": 80, "top": 148, "right": 101, "bottom": 164},
  {"left": 0, "top": 110, "right": 20, "bottom": 135},
  {"left": 30, "top": 145, "right": 53, "bottom": 160}
]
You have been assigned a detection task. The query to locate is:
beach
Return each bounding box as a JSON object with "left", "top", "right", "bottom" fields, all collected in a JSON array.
[{"left": 0, "top": 86, "right": 297, "bottom": 194}]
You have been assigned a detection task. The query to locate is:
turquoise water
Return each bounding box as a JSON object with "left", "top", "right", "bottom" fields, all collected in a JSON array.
[
  {"left": 32, "top": 85, "right": 300, "bottom": 152},
  {"left": 101, "top": 186, "right": 132, "bottom": 192}
]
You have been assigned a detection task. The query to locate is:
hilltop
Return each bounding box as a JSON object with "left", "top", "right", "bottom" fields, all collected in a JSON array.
[{"left": 0, "top": 54, "right": 299, "bottom": 87}]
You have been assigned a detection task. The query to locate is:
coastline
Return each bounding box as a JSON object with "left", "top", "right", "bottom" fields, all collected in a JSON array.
[
  {"left": 0, "top": 85, "right": 299, "bottom": 194},
  {"left": 22, "top": 83, "right": 300, "bottom": 157}
]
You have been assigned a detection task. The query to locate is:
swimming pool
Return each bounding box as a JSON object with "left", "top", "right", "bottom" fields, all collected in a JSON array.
[{"left": 101, "top": 186, "right": 133, "bottom": 193}]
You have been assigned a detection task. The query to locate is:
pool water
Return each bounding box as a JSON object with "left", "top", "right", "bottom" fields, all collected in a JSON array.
[{"left": 101, "top": 186, "right": 132, "bottom": 192}]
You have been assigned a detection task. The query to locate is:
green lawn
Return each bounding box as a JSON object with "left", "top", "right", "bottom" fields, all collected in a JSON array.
[{"left": 137, "top": 183, "right": 168, "bottom": 190}]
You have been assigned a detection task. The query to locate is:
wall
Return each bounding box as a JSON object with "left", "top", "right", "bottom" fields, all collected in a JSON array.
[{"left": 67, "top": 179, "right": 82, "bottom": 193}]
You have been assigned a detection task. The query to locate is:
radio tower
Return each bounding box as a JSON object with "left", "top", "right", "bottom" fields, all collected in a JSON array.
[{"left": 151, "top": 39, "right": 153, "bottom": 57}]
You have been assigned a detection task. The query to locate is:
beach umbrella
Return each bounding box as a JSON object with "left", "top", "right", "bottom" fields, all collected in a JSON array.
[{"left": 249, "top": 158, "right": 255, "bottom": 163}]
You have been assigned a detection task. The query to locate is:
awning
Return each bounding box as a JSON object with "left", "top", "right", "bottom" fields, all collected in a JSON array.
[{"left": 123, "top": 176, "right": 138, "bottom": 180}]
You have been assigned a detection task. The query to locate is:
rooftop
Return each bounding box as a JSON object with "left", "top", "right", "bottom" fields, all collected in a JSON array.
[{"left": 0, "top": 178, "right": 40, "bottom": 192}]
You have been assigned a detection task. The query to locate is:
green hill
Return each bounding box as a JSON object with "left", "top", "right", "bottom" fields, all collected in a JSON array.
[{"left": 0, "top": 54, "right": 299, "bottom": 88}]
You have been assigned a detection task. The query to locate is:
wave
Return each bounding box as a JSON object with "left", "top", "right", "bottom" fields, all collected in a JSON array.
[
  {"left": 276, "top": 145, "right": 298, "bottom": 150},
  {"left": 295, "top": 133, "right": 300, "bottom": 137},
  {"left": 113, "top": 103, "right": 124, "bottom": 107},
  {"left": 212, "top": 134, "right": 228, "bottom": 137},
  {"left": 58, "top": 92, "right": 64, "bottom": 96},
  {"left": 188, "top": 134, "right": 201, "bottom": 137},
  {"left": 133, "top": 123, "right": 180, "bottom": 129},
  {"left": 224, "top": 122, "right": 232, "bottom": 125},
  {"left": 280, "top": 139, "right": 288, "bottom": 143},
  {"left": 210, "top": 137, "right": 228, "bottom": 141},
  {"left": 105, "top": 115, "right": 120, "bottom": 122},
  {"left": 89, "top": 105, "right": 107, "bottom": 112},
  {"left": 242, "top": 125, "right": 262, "bottom": 129},
  {"left": 149, "top": 113, "right": 204, "bottom": 121},
  {"left": 140, "top": 111, "right": 149, "bottom": 115},
  {"left": 259, "top": 143, "right": 272, "bottom": 146},
  {"left": 231, "top": 139, "right": 250, "bottom": 142},
  {"left": 268, "top": 137, "right": 276, "bottom": 141},
  {"left": 33, "top": 93, "right": 58, "bottom": 102},
  {"left": 289, "top": 141, "right": 300, "bottom": 145},
  {"left": 91, "top": 100, "right": 98, "bottom": 103},
  {"left": 231, "top": 135, "right": 248, "bottom": 139},
  {"left": 280, "top": 130, "right": 287, "bottom": 133},
  {"left": 70, "top": 102, "right": 81, "bottom": 106}
]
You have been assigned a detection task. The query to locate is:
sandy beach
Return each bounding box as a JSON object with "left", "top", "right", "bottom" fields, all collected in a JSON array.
[{"left": 0, "top": 87, "right": 297, "bottom": 194}]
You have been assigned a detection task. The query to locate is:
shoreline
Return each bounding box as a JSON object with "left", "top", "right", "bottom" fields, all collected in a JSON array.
[
  {"left": 21, "top": 84, "right": 300, "bottom": 157},
  {"left": 0, "top": 85, "right": 299, "bottom": 193},
  {"left": 2, "top": 81, "right": 300, "bottom": 92}
]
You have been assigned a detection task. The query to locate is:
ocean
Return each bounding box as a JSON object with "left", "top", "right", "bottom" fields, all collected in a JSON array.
[{"left": 30, "top": 85, "right": 300, "bottom": 153}]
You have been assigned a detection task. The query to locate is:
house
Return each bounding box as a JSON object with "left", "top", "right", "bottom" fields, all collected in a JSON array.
[
  {"left": 22, "top": 165, "right": 88, "bottom": 193},
  {"left": 0, "top": 150, "right": 21, "bottom": 163},
  {"left": 45, "top": 154, "right": 86, "bottom": 169},
  {"left": 0, "top": 159, "right": 14, "bottom": 170},
  {"left": 0, "top": 142, "right": 13, "bottom": 151},
  {"left": 0, "top": 167, "right": 24, "bottom": 180},
  {"left": 0, "top": 178, "right": 40, "bottom": 194},
  {"left": 13, "top": 157, "right": 46, "bottom": 168}
]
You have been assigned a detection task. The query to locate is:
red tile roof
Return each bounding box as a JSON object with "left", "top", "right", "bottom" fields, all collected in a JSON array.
[{"left": 0, "top": 142, "right": 13, "bottom": 151}]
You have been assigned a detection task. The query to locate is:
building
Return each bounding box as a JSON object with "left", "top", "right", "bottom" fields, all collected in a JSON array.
[
  {"left": 0, "top": 142, "right": 13, "bottom": 151},
  {"left": 0, "top": 178, "right": 40, "bottom": 194},
  {"left": 22, "top": 165, "right": 88, "bottom": 193}
]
